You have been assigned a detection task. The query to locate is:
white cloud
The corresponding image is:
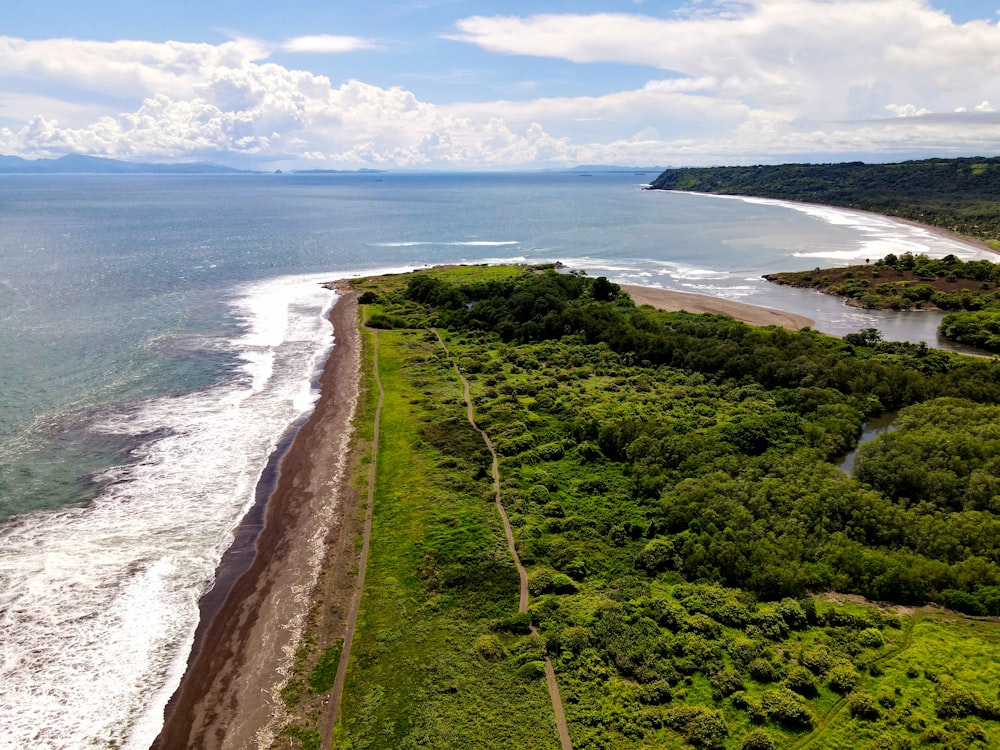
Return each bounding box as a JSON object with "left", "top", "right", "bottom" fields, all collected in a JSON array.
[
  {"left": 448, "top": 1, "right": 1000, "bottom": 122},
  {"left": 2, "top": 1, "right": 1000, "bottom": 169},
  {"left": 280, "top": 35, "right": 376, "bottom": 54},
  {"left": 886, "top": 103, "right": 932, "bottom": 117}
]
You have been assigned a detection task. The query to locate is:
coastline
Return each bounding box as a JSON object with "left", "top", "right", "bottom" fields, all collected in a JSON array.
[
  {"left": 667, "top": 188, "right": 998, "bottom": 258},
  {"left": 149, "top": 275, "right": 816, "bottom": 747},
  {"left": 153, "top": 288, "right": 361, "bottom": 750}
]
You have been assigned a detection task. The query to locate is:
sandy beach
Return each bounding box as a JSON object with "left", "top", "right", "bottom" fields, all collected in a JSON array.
[
  {"left": 153, "top": 289, "right": 361, "bottom": 750},
  {"left": 620, "top": 284, "right": 814, "bottom": 330}
]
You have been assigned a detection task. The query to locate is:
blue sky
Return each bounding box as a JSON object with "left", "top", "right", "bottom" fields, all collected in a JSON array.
[{"left": 1, "top": 0, "right": 998, "bottom": 169}]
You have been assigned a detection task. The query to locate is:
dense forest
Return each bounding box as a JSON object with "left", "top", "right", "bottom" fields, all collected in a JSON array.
[
  {"left": 765, "top": 252, "right": 1000, "bottom": 352},
  {"left": 299, "top": 266, "right": 1000, "bottom": 750},
  {"left": 647, "top": 158, "right": 1000, "bottom": 242}
]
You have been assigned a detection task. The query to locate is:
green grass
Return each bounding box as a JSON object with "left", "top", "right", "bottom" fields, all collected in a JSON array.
[
  {"left": 805, "top": 613, "right": 1000, "bottom": 749},
  {"left": 307, "top": 641, "right": 343, "bottom": 694},
  {"left": 333, "top": 326, "right": 560, "bottom": 750}
]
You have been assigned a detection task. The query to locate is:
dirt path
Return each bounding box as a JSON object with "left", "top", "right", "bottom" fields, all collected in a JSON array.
[
  {"left": 320, "top": 326, "right": 383, "bottom": 749},
  {"left": 434, "top": 329, "right": 574, "bottom": 750}
]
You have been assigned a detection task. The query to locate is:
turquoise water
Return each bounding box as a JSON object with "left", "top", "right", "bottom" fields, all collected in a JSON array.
[{"left": 0, "top": 172, "right": 992, "bottom": 749}]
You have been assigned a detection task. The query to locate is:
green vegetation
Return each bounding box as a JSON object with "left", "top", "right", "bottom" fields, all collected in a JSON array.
[
  {"left": 333, "top": 301, "right": 559, "bottom": 750},
  {"left": 321, "top": 266, "right": 1000, "bottom": 749},
  {"left": 648, "top": 158, "right": 1000, "bottom": 241},
  {"left": 765, "top": 252, "right": 1000, "bottom": 351}
]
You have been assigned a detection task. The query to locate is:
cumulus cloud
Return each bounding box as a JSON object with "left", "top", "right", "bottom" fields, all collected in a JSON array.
[
  {"left": 2, "top": 1, "right": 1000, "bottom": 168},
  {"left": 0, "top": 45, "right": 573, "bottom": 167},
  {"left": 886, "top": 103, "right": 932, "bottom": 117}
]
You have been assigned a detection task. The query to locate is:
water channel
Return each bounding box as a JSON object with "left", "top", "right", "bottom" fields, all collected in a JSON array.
[{"left": 836, "top": 411, "right": 900, "bottom": 475}]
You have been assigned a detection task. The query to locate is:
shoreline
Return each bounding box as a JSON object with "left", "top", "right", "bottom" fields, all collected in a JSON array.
[
  {"left": 149, "top": 275, "right": 813, "bottom": 747},
  {"left": 153, "top": 288, "right": 361, "bottom": 750},
  {"left": 666, "top": 188, "right": 999, "bottom": 258},
  {"left": 620, "top": 283, "right": 814, "bottom": 330}
]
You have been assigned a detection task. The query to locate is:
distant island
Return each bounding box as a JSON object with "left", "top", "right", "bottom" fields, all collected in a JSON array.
[{"left": 648, "top": 157, "right": 1000, "bottom": 247}]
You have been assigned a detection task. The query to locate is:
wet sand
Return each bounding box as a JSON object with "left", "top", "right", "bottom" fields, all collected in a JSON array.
[
  {"left": 153, "top": 289, "right": 360, "bottom": 750},
  {"left": 620, "top": 284, "right": 815, "bottom": 330}
]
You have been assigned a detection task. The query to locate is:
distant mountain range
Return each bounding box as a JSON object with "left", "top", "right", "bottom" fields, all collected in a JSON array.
[{"left": 0, "top": 154, "right": 251, "bottom": 174}]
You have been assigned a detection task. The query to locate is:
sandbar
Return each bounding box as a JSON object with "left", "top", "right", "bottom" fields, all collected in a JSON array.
[{"left": 620, "top": 284, "right": 814, "bottom": 330}]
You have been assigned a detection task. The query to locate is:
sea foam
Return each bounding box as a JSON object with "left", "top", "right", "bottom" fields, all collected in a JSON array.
[{"left": 0, "top": 274, "right": 335, "bottom": 750}]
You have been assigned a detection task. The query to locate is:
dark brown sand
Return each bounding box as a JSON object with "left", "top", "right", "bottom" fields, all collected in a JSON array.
[{"left": 153, "top": 289, "right": 360, "bottom": 750}]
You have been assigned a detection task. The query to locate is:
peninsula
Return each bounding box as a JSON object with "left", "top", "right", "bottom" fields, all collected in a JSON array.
[
  {"left": 158, "top": 263, "right": 1000, "bottom": 750},
  {"left": 647, "top": 157, "right": 1000, "bottom": 247}
]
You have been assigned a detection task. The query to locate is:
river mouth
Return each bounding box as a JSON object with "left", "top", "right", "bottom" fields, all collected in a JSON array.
[{"left": 836, "top": 411, "right": 898, "bottom": 474}]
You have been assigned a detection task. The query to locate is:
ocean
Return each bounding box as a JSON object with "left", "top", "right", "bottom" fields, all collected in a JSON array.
[{"left": 0, "top": 172, "right": 992, "bottom": 749}]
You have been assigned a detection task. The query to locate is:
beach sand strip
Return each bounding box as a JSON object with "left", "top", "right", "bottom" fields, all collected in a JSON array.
[
  {"left": 620, "top": 284, "right": 814, "bottom": 330},
  {"left": 153, "top": 290, "right": 361, "bottom": 750}
]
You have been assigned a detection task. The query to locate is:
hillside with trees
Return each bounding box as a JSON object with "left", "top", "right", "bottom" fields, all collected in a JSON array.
[{"left": 648, "top": 158, "right": 1000, "bottom": 243}]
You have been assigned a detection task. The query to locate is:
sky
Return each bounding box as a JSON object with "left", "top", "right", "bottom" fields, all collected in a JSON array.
[{"left": 1, "top": 0, "right": 999, "bottom": 169}]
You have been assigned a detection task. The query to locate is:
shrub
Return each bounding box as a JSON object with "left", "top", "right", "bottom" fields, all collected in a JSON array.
[
  {"left": 709, "top": 667, "right": 745, "bottom": 699},
  {"left": 739, "top": 728, "right": 776, "bottom": 750},
  {"left": 748, "top": 658, "right": 784, "bottom": 683},
  {"left": 728, "top": 636, "right": 767, "bottom": 668},
  {"left": 801, "top": 646, "right": 834, "bottom": 675},
  {"left": 774, "top": 598, "right": 808, "bottom": 630},
  {"left": 638, "top": 679, "right": 673, "bottom": 705},
  {"left": 516, "top": 661, "right": 547, "bottom": 680},
  {"left": 759, "top": 688, "right": 815, "bottom": 729},
  {"left": 528, "top": 568, "right": 556, "bottom": 595},
  {"left": 472, "top": 634, "right": 506, "bottom": 661},
  {"left": 551, "top": 573, "right": 578, "bottom": 594},
  {"left": 857, "top": 627, "right": 885, "bottom": 649},
  {"left": 637, "top": 538, "right": 676, "bottom": 573},
  {"left": 847, "top": 692, "right": 880, "bottom": 720},
  {"left": 935, "top": 675, "right": 1000, "bottom": 719},
  {"left": 664, "top": 705, "right": 730, "bottom": 748},
  {"left": 828, "top": 663, "right": 862, "bottom": 694},
  {"left": 493, "top": 612, "right": 533, "bottom": 634},
  {"left": 560, "top": 626, "right": 592, "bottom": 654},
  {"left": 783, "top": 666, "right": 818, "bottom": 697}
]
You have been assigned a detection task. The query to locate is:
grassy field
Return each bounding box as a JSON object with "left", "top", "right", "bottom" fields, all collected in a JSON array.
[{"left": 332, "top": 321, "right": 562, "bottom": 749}]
